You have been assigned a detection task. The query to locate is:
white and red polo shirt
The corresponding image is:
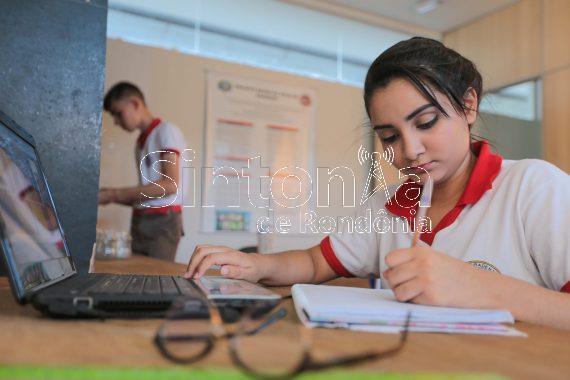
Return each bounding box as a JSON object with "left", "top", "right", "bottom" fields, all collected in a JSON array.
[
  {"left": 320, "top": 141, "right": 570, "bottom": 293},
  {"left": 134, "top": 118, "right": 187, "bottom": 213}
]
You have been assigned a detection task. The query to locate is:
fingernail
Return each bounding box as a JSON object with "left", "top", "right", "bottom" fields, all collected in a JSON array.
[{"left": 221, "top": 266, "right": 229, "bottom": 275}]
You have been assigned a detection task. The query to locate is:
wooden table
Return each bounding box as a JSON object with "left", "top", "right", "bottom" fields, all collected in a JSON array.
[{"left": 1, "top": 255, "right": 569, "bottom": 379}]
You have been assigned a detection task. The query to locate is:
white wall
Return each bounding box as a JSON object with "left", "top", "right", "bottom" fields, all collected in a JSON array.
[{"left": 98, "top": 39, "right": 397, "bottom": 264}]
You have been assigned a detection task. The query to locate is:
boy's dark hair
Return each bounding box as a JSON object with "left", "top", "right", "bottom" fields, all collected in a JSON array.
[
  {"left": 103, "top": 82, "right": 146, "bottom": 111},
  {"left": 364, "top": 37, "right": 482, "bottom": 124}
]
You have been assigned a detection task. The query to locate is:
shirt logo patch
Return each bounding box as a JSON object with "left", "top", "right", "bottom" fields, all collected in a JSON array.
[{"left": 467, "top": 260, "right": 500, "bottom": 273}]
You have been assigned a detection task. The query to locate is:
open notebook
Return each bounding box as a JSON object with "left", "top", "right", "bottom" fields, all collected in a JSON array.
[{"left": 292, "top": 284, "right": 526, "bottom": 337}]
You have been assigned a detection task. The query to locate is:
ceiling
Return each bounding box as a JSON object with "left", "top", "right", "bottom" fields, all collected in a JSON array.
[{"left": 309, "top": 0, "right": 519, "bottom": 33}]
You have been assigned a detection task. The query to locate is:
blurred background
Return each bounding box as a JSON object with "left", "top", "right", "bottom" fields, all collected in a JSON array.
[{"left": 96, "top": 0, "right": 567, "bottom": 264}]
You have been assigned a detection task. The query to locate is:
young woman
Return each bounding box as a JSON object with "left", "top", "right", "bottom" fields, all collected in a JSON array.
[{"left": 185, "top": 37, "right": 570, "bottom": 329}]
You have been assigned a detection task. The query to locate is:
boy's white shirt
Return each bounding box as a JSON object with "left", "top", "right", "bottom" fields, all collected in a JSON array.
[{"left": 135, "top": 120, "right": 187, "bottom": 209}]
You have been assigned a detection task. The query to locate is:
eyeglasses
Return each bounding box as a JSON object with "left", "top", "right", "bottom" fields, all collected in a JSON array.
[
  {"left": 230, "top": 309, "right": 410, "bottom": 379},
  {"left": 154, "top": 297, "right": 287, "bottom": 365},
  {"left": 154, "top": 297, "right": 410, "bottom": 379}
]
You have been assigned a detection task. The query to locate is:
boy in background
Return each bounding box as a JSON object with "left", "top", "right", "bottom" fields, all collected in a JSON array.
[{"left": 98, "top": 82, "right": 186, "bottom": 261}]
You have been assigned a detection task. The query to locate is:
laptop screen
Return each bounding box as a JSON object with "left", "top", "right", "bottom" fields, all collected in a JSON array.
[{"left": 0, "top": 118, "right": 74, "bottom": 300}]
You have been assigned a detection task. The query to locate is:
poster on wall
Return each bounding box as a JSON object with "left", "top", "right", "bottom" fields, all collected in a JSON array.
[{"left": 202, "top": 71, "right": 316, "bottom": 234}]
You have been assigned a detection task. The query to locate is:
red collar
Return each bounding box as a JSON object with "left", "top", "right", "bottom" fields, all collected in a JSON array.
[
  {"left": 456, "top": 141, "right": 503, "bottom": 206},
  {"left": 385, "top": 141, "right": 502, "bottom": 244},
  {"left": 137, "top": 118, "right": 162, "bottom": 149}
]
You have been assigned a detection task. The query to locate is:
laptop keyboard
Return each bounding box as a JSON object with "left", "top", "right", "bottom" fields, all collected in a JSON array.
[{"left": 81, "top": 274, "right": 200, "bottom": 296}]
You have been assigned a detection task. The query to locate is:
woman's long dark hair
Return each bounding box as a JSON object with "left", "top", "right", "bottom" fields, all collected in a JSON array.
[{"left": 363, "top": 37, "right": 483, "bottom": 124}]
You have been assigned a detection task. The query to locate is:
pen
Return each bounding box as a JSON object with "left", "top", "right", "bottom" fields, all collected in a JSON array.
[
  {"left": 375, "top": 177, "right": 433, "bottom": 289},
  {"left": 411, "top": 177, "right": 433, "bottom": 247},
  {"left": 368, "top": 273, "right": 380, "bottom": 289}
]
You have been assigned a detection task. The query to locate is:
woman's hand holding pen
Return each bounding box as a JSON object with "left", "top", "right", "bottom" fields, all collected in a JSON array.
[
  {"left": 382, "top": 247, "right": 496, "bottom": 309},
  {"left": 382, "top": 177, "right": 502, "bottom": 309},
  {"left": 184, "top": 245, "right": 268, "bottom": 283}
]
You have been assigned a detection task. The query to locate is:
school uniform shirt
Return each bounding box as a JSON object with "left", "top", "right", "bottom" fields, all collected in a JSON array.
[
  {"left": 134, "top": 118, "right": 187, "bottom": 211},
  {"left": 320, "top": 141, "right": 570, "bottom": 293}
]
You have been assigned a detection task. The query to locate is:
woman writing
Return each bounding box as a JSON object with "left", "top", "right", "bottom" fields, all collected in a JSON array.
[{"left": 185, "top": 37, "right": 570, "bottom": 329}]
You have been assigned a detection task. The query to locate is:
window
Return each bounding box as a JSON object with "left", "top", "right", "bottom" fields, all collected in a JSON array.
[
  {"left": 475, "top": 80, "right": 542, "bottom": 160},
  {"left": 479, "top": 81, "right": 539, "bottom": 122},
  {"left": 107, "top": 0, "right": 412, "bottom": 87}
]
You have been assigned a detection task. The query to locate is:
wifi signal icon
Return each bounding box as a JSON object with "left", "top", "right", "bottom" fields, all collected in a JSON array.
[
  {"left": 382, "top": 146, "right": 394, "bottom": 165},
  {"left": 358, "top": 145, "right": 394, "bottom": 166},
  {"left": 357, "top": 145, "right": 370, "bottom": 166}
]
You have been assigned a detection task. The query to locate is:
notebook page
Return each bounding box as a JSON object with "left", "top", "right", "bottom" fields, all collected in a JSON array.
[{"left": 292, "top": 284, "right": 514, "bottom": 324}]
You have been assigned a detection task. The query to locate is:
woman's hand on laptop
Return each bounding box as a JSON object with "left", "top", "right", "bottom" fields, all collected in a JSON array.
[{"left": 184, "top": 245, "right": 267, "bottom": 283}]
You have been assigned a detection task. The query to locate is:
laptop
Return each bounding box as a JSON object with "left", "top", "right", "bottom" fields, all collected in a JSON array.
[{"left": 0, "top": 110, "right": 280, "bottom": 319}]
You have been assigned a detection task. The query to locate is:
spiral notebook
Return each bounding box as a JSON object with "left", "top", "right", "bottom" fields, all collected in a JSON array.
[{"left": 292, "top": 284, "right": 526, "bottom": 337}]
